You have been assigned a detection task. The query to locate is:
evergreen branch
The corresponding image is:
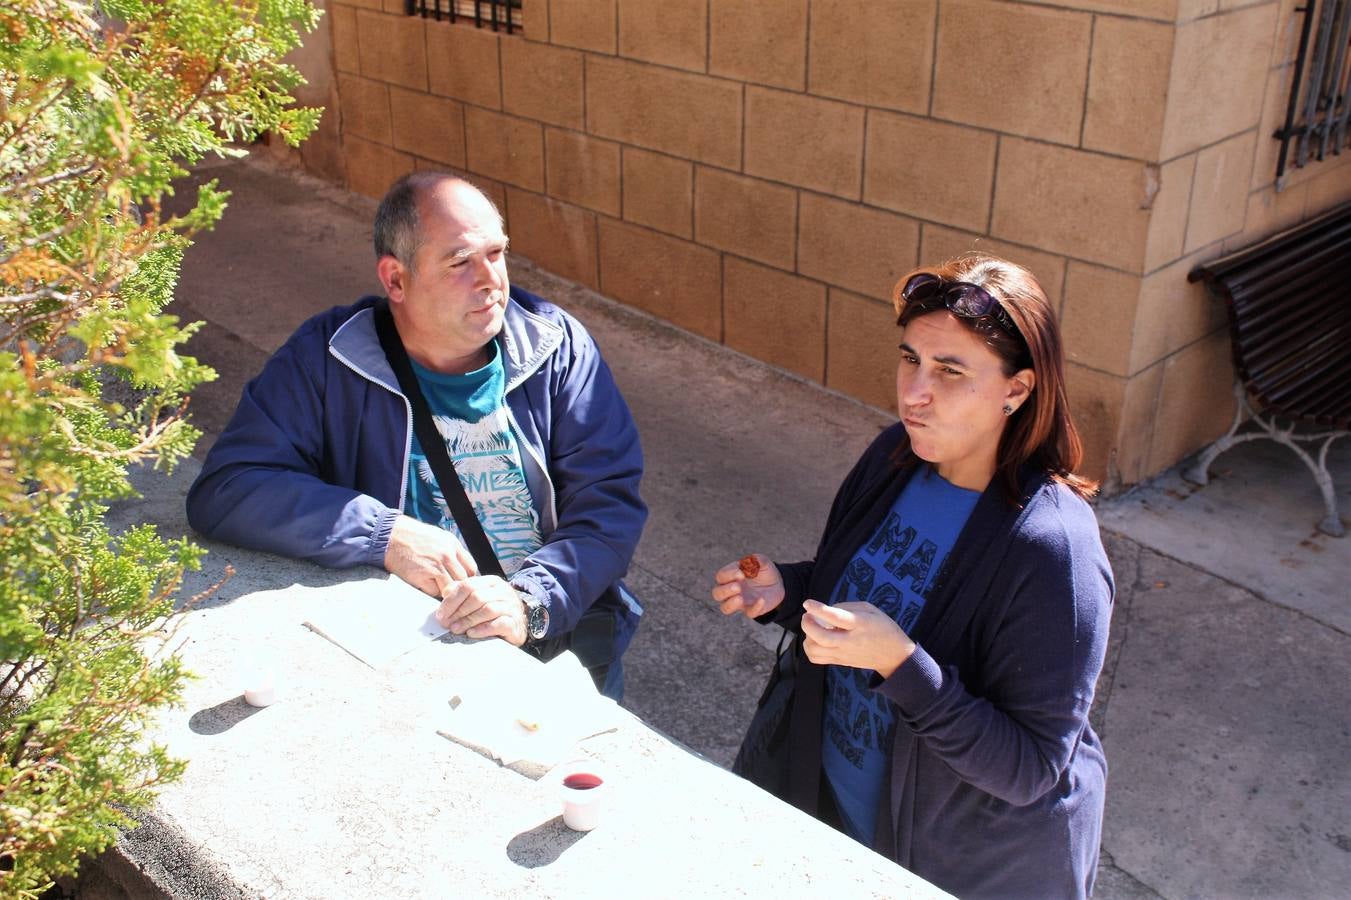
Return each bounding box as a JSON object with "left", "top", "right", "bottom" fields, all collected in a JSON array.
[
  {"left": 6, "top": 719, "right": 38, "bottom": 771},
  {"left": 0, "top": 660, "right": 45, "bottom": 719},
  {"left": 0, "top": 219, "right": 86, "bottom": 269},
  {"left": 0, "top": 80, "right": 73, "bottom": 158},
  {"left": 0, "top": 162, "right": 99, "bottom": 197},
  {"left": 0, "top": 284, "right": 75, "bottom": 305},
  {"left": 0, "top": 272, "right": 129, "bottom": 347}
]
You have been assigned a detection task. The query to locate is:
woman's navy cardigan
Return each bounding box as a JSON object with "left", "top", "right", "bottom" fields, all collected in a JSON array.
[{"left": 768, "top": 422, "right": 1114, "bottom": 899}]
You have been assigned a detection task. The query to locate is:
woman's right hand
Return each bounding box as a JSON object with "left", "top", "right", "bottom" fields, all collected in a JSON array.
[{"left": 711, "top": 554, "right": 785, "bottom": 619}]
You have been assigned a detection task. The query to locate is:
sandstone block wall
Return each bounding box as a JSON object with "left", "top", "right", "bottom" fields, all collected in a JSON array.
[{"left": 287, "top": 0, "right": 1351, "bottom": 489}]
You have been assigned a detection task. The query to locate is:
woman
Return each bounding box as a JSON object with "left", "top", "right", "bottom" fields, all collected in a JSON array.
[{"left": 712, "top": 255, "right": 1113, "bottom": 898}]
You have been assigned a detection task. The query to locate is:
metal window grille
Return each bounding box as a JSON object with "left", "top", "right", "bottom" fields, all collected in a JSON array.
[
  {"left": 406, "top": 0, "right": 522, "bottom": 33},
  {"left": 1275, "top": 0, "right": 1351, "bottom": 187}
]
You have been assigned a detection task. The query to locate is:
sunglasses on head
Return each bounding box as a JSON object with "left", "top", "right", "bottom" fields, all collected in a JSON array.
[{"left": 899, "top": 273, "right": 1021, "bottom": 339}]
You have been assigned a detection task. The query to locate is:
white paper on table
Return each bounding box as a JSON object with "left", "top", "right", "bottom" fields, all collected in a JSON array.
[
  {"left": 303, "top": 574, "right": 447, "bottom": 668},
  {"left": 437, "top": 640, "right": 621, "bottom": 768}
]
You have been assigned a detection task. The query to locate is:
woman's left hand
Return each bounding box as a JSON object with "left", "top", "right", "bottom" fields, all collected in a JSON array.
[{"left": 801, "top": 599, "right": 917, "bottom": 679}]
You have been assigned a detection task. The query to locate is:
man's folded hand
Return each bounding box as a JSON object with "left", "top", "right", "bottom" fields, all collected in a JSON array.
[
  {"left": 436, "top": 576, "right": 528, "bottom": 646},
  {"left": 383, "top": 514, "right": 478, "bottom": 597}
]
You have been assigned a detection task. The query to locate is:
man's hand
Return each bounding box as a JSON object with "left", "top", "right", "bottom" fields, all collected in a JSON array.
[
  {"left": 383, "top": 515, "right": 479, "bottom": 598},
  {"left": 710, "top": 553, "right": 785, "bottom": 619},
  {"left": 800, "top": 599, "right": 916, "bottom": 679},
  {"left": 436, "top": 575, "right": 529, "bottom": 646}
]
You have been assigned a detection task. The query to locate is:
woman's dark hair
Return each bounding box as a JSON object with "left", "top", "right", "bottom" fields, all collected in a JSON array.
[{"left": 891, "top": 254, "right": 1097, "bottom": 501}]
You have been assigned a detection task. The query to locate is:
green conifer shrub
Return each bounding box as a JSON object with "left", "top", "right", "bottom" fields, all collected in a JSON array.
[{"left": 0, "top": 1, "right": 320, "bottom": 894}]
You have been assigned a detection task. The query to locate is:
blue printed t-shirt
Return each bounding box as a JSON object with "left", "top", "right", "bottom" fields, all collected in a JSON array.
[
  {"left": 821, "top": 465, "right": 981, "bottom": 846},
  {"left": 403, "top": 342, "right": 542, "bottom": 576}
]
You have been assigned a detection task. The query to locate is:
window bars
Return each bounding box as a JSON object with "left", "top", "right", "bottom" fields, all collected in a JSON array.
[
  {"left": 1275, "top": 0, "right": 1351, "bottom": 187},
  {"left": 406, "top": 0, "right": 522, "bottom": 34}
]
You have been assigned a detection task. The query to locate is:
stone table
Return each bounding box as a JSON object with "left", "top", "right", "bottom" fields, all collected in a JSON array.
[{"left": 102, "top": 472, "right": 946, "bottom": 899}]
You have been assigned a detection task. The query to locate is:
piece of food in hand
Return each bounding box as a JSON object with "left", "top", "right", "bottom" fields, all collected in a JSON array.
[{"left": 738, "top": 555, "right": 761, "bottom": 578}]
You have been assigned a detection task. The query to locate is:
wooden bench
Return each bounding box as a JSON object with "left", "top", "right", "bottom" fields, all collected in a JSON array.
[{"left": 1187, "top": 200, "right": 1350, "bottom": 538}]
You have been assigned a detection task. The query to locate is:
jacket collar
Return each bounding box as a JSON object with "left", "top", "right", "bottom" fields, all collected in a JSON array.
[
  {"left": 328, "top": 290, "right": 565, "bottom": 393},
  {"left": 497, "top": 290, "right": 566, "bottom": 392}
]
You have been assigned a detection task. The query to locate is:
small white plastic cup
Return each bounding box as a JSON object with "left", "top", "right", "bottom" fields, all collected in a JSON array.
[
  {"left": 241, "top": 659, "right": 277, "bottom": 708},
  {"left": 559, "top": 763, "right": 606, "bottom": 832}
]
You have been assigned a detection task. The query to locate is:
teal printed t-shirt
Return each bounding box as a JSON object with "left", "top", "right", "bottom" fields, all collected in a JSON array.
[
  {"left": 403, "top": 342, "right": 542, "bottom": 576},
  {"left": 821, "top": 465, "right": 981, "bottom": 847}
]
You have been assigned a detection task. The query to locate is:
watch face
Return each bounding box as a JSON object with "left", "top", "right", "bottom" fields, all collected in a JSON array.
[{"left": 528, "top": 603, "right": 549, "bottom": 640}]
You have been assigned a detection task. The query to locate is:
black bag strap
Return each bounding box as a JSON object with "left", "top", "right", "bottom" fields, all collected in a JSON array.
[{"left": 373, "top": 299, "right": 505, "bottom": 579}]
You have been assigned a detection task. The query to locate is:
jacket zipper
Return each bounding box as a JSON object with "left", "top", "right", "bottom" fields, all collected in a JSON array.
[{"left": 328, "top": 342, "right": 411, "bottom": 515}]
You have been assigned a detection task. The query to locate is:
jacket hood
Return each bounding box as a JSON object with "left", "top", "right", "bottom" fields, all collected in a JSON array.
[{"left": 327, "top": 288, "right": 565, "bottom": 391}]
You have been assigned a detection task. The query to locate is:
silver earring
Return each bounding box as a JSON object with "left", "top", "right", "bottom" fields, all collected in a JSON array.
[{"left": 1003, "top": 404, "right": 1014, "bottom": 416}]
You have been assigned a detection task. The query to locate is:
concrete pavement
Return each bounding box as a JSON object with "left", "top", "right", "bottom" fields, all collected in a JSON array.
[
  {"left": 97, "top": 155, "right": 1349, "bottom": 898},
  {"left": 1093, "top": 439, "right": 1351, "bottom": 897}
]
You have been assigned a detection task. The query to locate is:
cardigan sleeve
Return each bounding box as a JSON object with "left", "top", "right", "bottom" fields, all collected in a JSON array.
[
  {"left": 763, "top": 560, "right": 813, "bottom": 627},
  {"left": 875, "top": 493, "right": 1113, "bottom": 806}
]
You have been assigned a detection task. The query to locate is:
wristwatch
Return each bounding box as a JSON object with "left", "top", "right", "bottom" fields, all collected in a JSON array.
[{"left": 522, "top": 595, "right": 550, "bottom": 642}]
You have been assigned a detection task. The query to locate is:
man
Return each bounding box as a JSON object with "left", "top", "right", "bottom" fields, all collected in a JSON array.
[{"left": 186, "top": 173, "right": 646, "bottom": 698}]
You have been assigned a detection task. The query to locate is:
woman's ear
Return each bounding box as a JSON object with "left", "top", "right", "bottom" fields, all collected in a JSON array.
[{"left": 1006, "top": 368, "right": 1036, "bottom": 413}]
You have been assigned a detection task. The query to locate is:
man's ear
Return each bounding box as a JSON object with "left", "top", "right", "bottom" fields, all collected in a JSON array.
[
  {"left": 1007, "top": 368, "right": 1036, "bottom": 412},
  {"left": 377, "top": 255, "right": 408, "bottom": 302}
]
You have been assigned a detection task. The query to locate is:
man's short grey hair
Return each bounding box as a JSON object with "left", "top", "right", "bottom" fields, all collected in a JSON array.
[{"left": 372, "top": 172, "right": 504, "bottom": 266}]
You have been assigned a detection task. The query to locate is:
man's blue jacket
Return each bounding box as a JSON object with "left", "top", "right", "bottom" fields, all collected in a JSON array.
[{"left": 186, "top": 288, "right": 646, "bottom": 646}]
